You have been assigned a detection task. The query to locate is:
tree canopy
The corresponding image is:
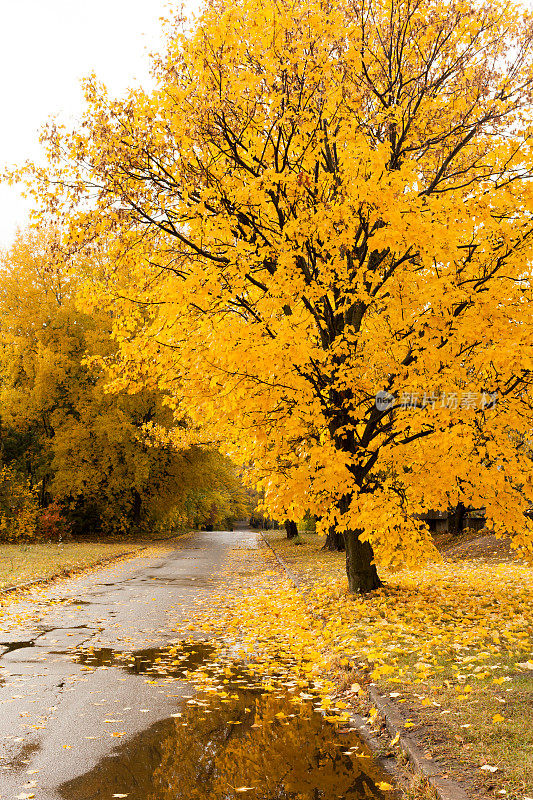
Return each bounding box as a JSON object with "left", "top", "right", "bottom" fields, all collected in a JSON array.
[
  {"left": 0, "top": 232, "right": 249, "bottom": 538},
  {"left": 23, "top": 0, "right": 533, "bottom": 588}
]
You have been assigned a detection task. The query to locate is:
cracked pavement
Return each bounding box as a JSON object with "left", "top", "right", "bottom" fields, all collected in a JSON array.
[{"left": 0, "top": 529, "right": 259, "bottom": 800}]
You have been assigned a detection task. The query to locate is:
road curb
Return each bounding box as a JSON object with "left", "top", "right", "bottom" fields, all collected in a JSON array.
[
  {"left": 368, "top": 687, "right": 471, "bottom": 800},
  {"left": 259, "top": 532, "right": 302, "bottom": 586},
  {"left": 0, "top": 532, "right": 185, "bottom": 598},
  {"left": 261, "top": 533, "right": 472, "bottom": 800}
]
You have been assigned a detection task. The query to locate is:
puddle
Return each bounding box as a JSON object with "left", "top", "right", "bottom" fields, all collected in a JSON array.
[
  {"left": 0, "top": 640, "right": 35, "bottom": 654},
  {"left": 59, "top": 679, "right": 394, "bottom": 800},
  {"left": 73, "top": 641, "right": 217, "bottom": 679},
  {"left": 1, "top": 740, "right": 41, "bottom": 773}
]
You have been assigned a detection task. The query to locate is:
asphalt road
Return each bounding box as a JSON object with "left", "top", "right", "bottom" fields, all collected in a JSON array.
[{"left": 0, "top": 529, "right": 259, "bottom": 800}]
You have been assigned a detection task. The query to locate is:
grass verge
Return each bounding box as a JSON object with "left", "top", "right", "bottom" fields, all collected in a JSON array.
[
  {"left": 0, "top": 538, "right": 174, "bottom": 590},
  {"left": 263, "top": 531, "right": 533, "bottom": 800}
]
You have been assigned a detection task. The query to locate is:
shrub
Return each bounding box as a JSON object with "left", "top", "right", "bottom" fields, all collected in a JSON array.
[{"left": 37, "top": 501, "right": 72, "bottom": 542}]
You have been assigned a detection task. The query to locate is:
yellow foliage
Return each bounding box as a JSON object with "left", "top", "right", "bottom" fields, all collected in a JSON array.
[
  {"left": 0, "top": 466, "right": 39, "bottom": 541},
  {"left": 16, "top": 0, "right": 533, "bottom": 582},
  {"left": 0, "top": 231, "right": 250, "bottom": 535}
]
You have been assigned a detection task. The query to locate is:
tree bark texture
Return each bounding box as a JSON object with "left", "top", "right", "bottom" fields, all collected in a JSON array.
[
  {"left": 449, "top": 502, "right": 466, "bottom": 535},
  {"left": 284, "top": 519, "right": 298, "bottom": 539},
  {"left": 343, "top": 529, "right": 382, "bottom": 593},
  {"left": 322, "top": 526, "right": 345, "bottom": 551}
]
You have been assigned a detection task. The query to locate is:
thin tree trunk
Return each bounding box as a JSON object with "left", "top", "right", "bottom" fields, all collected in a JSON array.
[
  {"left": 344, "top": 529, "right": 382, "bottom": 593},
  {"left": 284, "top": 519, "right": 298, "bottom": 539},
  {"left": 131, "top": 489, "right": 142, "bottom": 523},
  {"left": 322, "top": 526, "right": 345, "bottom": 551}
]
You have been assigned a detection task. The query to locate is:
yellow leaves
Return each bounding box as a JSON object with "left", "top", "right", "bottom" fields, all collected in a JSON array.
[
  {"left": 21, "top": 0, "right": 533, "bottom": 587},
  {"left": 248, "top": 533, "right": 533, "bottom": 742},
  {"left": 371, "top": 663, "right": 395, "bottom": 679}
]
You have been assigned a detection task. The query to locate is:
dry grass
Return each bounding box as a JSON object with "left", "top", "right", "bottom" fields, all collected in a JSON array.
[{"left": 0, "top": 540, "right": 154, "bottom": 590}]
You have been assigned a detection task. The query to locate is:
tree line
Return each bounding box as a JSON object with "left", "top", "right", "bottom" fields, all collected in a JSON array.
[{"left": 0, "top": 232, "right": 250, "bottom": 540}]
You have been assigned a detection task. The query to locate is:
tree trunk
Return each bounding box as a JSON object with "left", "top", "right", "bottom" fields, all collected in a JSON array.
[
  {"left": 449, "top": 502, "right": 466, "bottom": 535},
  {"left": 38, "top": 474, "right": 52, "bottom": 508},
  {"left": 344, "top": 529, "right": 382, "bottom": 593},
  {"left": 284, "top": 519, "right": 298, "bottom": 539},
  {"left": 322, "top": 526, "right": 345, "bottom": 551},
  {"left": 131, "top": 489, "right": 142, "bottom": 523}
]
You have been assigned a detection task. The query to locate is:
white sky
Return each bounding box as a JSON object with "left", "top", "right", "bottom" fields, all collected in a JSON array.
[{"left": 0, "top": 0, "right": 197, "bottom": 249}]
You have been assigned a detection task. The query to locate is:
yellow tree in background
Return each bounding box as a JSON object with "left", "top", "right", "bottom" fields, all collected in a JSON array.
[
  {"left": 24, "top": 0, "right": 533, "bottom": 589},
  {"left": 0, "top": 232, "right": 248, "bottom": 536}
]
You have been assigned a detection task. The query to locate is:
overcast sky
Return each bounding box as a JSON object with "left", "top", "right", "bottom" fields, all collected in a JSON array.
[{"left": 0, "top": 0, "right": 197, "bottom": 249}]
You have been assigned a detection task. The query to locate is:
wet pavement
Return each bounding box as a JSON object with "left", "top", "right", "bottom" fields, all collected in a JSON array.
[{"left": 0, "top": 530, "right": 394, "bottom": 800}]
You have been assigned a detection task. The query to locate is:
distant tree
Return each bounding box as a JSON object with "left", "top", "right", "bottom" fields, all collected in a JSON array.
[
  {"left": 0, "top": 232, "right": 247, "bottom": 535},
  {"left": 284, "top": 520, "right": 298, "bottom": 540}
]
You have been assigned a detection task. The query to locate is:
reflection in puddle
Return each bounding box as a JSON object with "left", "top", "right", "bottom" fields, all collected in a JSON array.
[
  {"left": 73, "top": 641, "right": 217, "bottom": 679},
  {"left": 4, "top": 740, "right": 41, "bottom": 772},
  {"left": 60, "top": 672, "right": 394, "bottom": 800}
]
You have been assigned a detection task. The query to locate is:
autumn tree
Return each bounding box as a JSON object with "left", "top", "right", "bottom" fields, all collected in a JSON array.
[
  {"left": 0, "top": 232, "right": 248, "bottom": 536},
  {"left": 24, "top": 0, "right": 533, "bottom": 589}
]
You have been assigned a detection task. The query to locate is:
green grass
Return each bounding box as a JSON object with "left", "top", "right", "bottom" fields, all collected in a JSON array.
[
  {"left": 425, "top": 673, "right": 533, "bottom": 794},
  {"left": 0, "top": 540, "right": 156, "bottom": 590}
]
